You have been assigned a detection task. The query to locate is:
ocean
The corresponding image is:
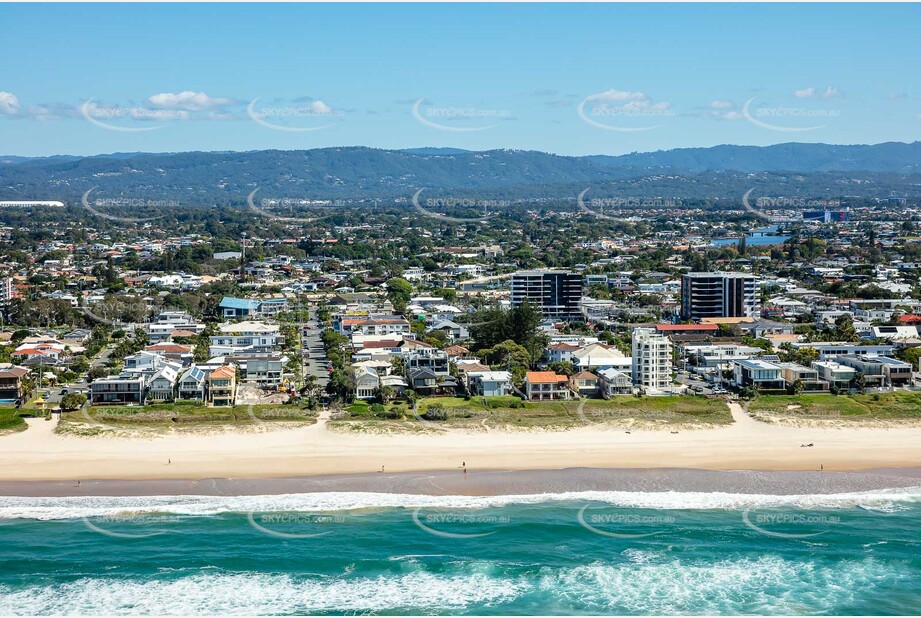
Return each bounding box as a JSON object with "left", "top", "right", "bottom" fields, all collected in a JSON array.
[{"left": 1, "top": 487, "right": 919, "bottom": 615}]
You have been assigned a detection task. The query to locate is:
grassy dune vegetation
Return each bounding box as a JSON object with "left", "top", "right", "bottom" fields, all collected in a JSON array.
[
  {"left": 56, "top": 402, "right": 317, "bottom": 434},
  {"left": 339, "top": 395, "right": 731, "bottom": 431},
  {"left": 747, "top": 392, "right": 921, "bottom": 421}
]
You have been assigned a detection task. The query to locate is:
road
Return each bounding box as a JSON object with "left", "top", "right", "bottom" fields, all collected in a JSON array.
[
  {"left": 301, "top": 307, "right": 330, "bottom": 390},
  {"left": 45, "top": 343, "right": 114, "bottom": 406}
]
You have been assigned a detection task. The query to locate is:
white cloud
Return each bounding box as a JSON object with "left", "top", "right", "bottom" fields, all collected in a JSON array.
[
  {"left": 583, "top": 90, "right": 672, "bottom": 118},
  {"left": 146, "top": 91, "right": 233, "bottom": 111},
  {"left": 0, "top": 91, "right": 20, "bottom": 115},
  {"left": 794, "top": 87, "right": 816, "bottom": 99},
  {"left": 707, "top": 102, "right": 743, "bottom": 121},
  {"left": 309, "top": 100, "right": 333, "bottom": 115}
]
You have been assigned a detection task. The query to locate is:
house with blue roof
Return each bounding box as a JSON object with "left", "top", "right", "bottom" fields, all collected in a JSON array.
[{"left": 219, "top": 297, "right": 261, "bottom": 319}]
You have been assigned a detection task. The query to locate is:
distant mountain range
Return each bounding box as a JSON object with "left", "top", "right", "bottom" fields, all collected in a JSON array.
[{"left": 1, "top": 142, "right": 920, "bottom": 203}]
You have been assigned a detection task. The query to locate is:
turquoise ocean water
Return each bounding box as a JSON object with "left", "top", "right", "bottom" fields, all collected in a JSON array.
[{"left": 0, "top": 489, "right": 919, "bottom": 615}]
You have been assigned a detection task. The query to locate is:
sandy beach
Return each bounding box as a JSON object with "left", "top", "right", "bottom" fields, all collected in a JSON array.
[{"left": 1, "top": 403, "right": 919, "bottom": 484}]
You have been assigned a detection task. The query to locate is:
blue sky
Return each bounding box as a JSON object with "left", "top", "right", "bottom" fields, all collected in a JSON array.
[{"left": 2, "top": 3, "right": 920, "bottom": 157}]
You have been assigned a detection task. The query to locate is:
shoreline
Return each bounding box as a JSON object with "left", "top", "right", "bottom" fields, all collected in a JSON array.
[
  {"left": 2, "top": 467, "right": 920, "bottom": 498},
  {"left": 2, "top": 403, "right": 920, "bottom": 486}
]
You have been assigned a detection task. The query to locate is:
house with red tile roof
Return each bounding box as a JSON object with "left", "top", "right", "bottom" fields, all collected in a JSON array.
[{"left": 524, "top": 371, "right": 572, "bottom": 401}]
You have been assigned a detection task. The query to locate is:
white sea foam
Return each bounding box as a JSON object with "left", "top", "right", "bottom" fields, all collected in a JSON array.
[
  {"left": 0, "top": 555, "right": 909, "bottom": 615},
  {"left": 0, "top": 571, "right": 528, "bottom": 615},
  {"left": 546, "top": 555, "right": 908, "bottom": 614},
  {"left": 0, "top": 487, "right": 919, "bottom": 520}
]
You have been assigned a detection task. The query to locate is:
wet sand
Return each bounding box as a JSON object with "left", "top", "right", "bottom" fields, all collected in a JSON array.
[{"left": 1, "top": 467, "right": 918, "bottom": 498}]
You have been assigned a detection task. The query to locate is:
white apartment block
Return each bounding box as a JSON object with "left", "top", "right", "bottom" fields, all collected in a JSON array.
[{"left": 631, "top": 327, "right": 673, "bottom": 392}]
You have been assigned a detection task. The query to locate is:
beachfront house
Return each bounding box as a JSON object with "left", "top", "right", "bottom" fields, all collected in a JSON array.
[
  {"left": 178, "top": 366, "right": 207, "bottom": 401},
  {"left": 147, "top": 366, "right": 179, "bottom": 402},
  {"left": 597, "top": 368, "right": 633, "bottom": 398},
  {"left": 776, "top": 362, "right": 829, "bottom": 392},
  {"left": 206, "top": 365, "right": 236, "bottom": 407},
  {"left": 408, "top": 368, "right": 438, "bottom": 396},
  {"left": 524, "top": 371, "right": 572, "bottom": 401},
  {"left": 354, "top": 366, "right": 381, "bottom": 400},
  {"left": 568, "top": 371, "right": 601, "bottom": 398},
  {"left": 731, "top": 359, "right": 785, "bottom": 391},
  {"left": 812, "top": 361, "right": 858, "bottom": 391},
  {"left": 90, "top": 373, "right": 146, "bottom": 405},
  {"left": 466, "top": 370, "right": 512, "bottom": 397},
  {"left": 0, "top": 365, "right": 30, "bottom": 405}
]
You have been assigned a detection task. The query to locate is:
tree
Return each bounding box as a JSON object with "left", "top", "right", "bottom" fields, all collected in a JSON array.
[
  {"left": 854, "top": 371, "right": 866, "bottom": 394},
  {"left": 326, "top": 369, "right": 355, "bottom": 402},
  {"left": 374, "top": 385, "right": 396, "bottom": 404},
  {"left": 897, "top": 346, "right": 921, "bottom": 371},
  {"left": 794, "top": 346, "right": 819, "bottom": 367},
  {"left": 385, "top": 278, "right": 413, "bottom": 313},
  {"left": 832, "top": 314, "right": 859, "bottom": 342},
  {"left": 549, "top": 360, "right": 575, "bottom": 376},
  {"left": 470, "top": 300, "right": 547, "bottom": 365},
  {"left": 59, "top": 393, "right": 88, "bottom": 411},
  {"left": 588, "top": 283, "right": 611, "bottom": 300}
]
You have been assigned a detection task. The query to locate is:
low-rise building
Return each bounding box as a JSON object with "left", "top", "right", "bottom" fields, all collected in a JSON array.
[
  {"left": 406, "top": 350, "right": 450, "bottom": 376},
  {"left": 178, "top": 366, "right": 208, "bottom": 401},
  {"left": 775, "top": 362, "right": 829, "bottom": 391},
  {"left": 837, "top": 355, "right": 913, "bottom": 388},
  {"left": 524, "top": 371, "right": 572, "bottom": 401},
  {"left": 569, "top": 371, "right": 601, "bottom": 398},
  {"left": 732, "top": 359, "right": 785, "bottom": 391},
  {"left": 790, "top": 342, "right": 896, "bottom": 360},
  {"left": 812, "top": 361, "right": 858, "bottom": 391},
  {"left": 354, "top": 366, "right": 380, "bottom": 400},
  {"left": 0, "top": 365, "right": 30, "bottom": 405},
  {"left": 206, "top": 365, "right": 236, "bottom": 407},
  {"left": 90, "top": 373, "right": 146, "bottom": 405},
  {"left": 209, "top": 321, "right": 283, "bottom": 356},
  {"left": 147, "top": 366, "right": 179, "bottom": 402},
  {"left": 466, "top": 370, "right": 512, "bottom": 397},
  {"left": 597, "top": 368, "right": 633, "bottom": 397}
]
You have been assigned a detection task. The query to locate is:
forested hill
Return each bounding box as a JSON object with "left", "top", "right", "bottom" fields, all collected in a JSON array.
[{"left": 1, "top": 142, "right": 920, "bottom": 203}]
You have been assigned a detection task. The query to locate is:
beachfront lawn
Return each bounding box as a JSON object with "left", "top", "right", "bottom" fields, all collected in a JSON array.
[
  {"left": 747, "top": 392, "right": 921, "bottom": 421},
  {"left": 56, "top": 401, "right": 318, "bottom": 434},
  {"left": 0, "top": 407, "right": 27, "bottom": 433},
  {"left": 336, "top": 395, "right": 731, "bottom": 431}
]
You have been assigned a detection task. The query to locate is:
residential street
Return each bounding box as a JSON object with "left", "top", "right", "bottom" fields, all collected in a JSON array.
[{"left": 301, "top": 307, "right": 330, "bottom": 391}]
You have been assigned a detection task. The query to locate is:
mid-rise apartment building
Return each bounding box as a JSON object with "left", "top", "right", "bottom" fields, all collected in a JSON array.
[
  {"left": 510, "top": 270, "right": 583, "bottom": 320},
  {"left": 680, "top": 272, "right": 760, "bottom": 320}
]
